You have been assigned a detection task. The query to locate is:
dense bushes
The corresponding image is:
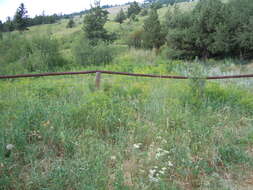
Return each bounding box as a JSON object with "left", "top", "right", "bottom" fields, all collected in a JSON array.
[
  {"left": 26, "top": 36, "right": 66, "bottom": 71},
  {"left": 164, "top": 0, "right": 253, "bottom": 59},
  {"left": 73, "top": 38, "right": 114, "bottom": 66},
  {"left": 0, "top": 34, "right": 67, "bottom": 74}
]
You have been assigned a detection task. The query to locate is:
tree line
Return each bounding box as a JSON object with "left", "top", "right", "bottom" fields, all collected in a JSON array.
[
  {"left": 0, "top": 3, "right": 61, "bottom": 32},
  {"left": 126, "top": 0, "right": 253, "bottom": 59}
]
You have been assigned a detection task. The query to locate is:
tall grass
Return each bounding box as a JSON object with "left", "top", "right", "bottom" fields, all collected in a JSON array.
[{"left": 0, "top": 55, "right": 252, "bottom": 189}]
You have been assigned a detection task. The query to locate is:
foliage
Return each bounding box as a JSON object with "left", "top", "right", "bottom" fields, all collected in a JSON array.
[
  {"left": 127, "top": 1, "right": 142, "bottom": 18},
  {"left": 27, "top": 14, "right": 59, "bottom": 26},
  {"left": 26, "top": 36, "right": 67, "bottom": 72},
  {"left": 0, "top": 20, "right": 3, "bottom": 32},
  {"left": 0, "top": 34, "right": 67, "bottom": 74},
  {"left": 127, "top": 29, "right": 145, "bottom": 48},
  {"left": 14, "top": 3, "right": 29, "bottom": 31},
  {"left": 140, "top": 8, "right": 149, "bottom": 16},
  {"left": 83, "top": 6, "right": 109, "bottom": 45},
  {"left": 3, "top": 17, "right": 15, "bottom": 32},
  {"left": 115, "top": 9, "right": 126, "bottom": 24},
  {"left": 150, "top": 2, "right": 163, "bottom": 10},
  {"left": 143, "top": 9, "right": 165, "bottom": 49},
  {"left": 165, "top": 0, "right": 253, "bottom": 59},
  {"left": 73, "top": 37, "right": 114, "bottom": 66},
  {"left": 66, "top": 18, "right": 75, "bottom": 28},
  {"left": 0, "top": 55, "right": 252, "bottom": 189}
]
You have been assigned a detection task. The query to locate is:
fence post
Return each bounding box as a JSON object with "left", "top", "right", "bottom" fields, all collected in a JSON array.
[{"left": 95, "top": 72, "right": 101, "bottom": 90}]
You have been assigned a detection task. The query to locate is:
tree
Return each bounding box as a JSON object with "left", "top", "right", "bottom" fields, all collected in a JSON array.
[
  {"left": 115, "top": 9, "right": 126, "bottom": 24},
  {"left": 143, "top": 9, "right": 165, "bottom": 49},
  {"left": 14, "top": 3, "right": 29, "bottom": 31},
  {"left": 127, "top": 1, "right": 141, "bottom": 18},
  {"left": 83, "top": 4, "right": 110, "bottom": 45},
  {"left": 67, "top": 18, "right": 75, "bottom": 28},
  {"left": 150, "top": 2, "right": 163, "bottom": 10},
  {"left": 0, "top": 20, "right": 3, "bottom": 32},
  {"left": 4, "top": 17, "right": 15, "bottom": 32},
  {"left": 228, "top": 0, "right": 253, "bottom": 58}
]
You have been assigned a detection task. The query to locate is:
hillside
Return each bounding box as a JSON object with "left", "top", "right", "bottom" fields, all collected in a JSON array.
[{"left": 0, "top": 1, "right": 253, "bottom": 189}]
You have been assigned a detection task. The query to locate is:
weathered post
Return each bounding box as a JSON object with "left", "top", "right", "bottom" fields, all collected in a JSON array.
[{"left": 95, "top": 72, "right": 101, "bottom": 90}]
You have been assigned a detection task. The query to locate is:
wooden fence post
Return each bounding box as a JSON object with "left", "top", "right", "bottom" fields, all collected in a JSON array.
[{"left": 95, "top": 72, "right": 101, "bottom": 89}]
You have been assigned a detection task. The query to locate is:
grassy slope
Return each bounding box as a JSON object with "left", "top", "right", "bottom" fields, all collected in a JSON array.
[{"left": 1, "top": 2, "right": 253, "bottom": 190}]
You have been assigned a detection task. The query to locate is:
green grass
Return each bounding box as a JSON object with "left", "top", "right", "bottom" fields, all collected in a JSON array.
[
  {"left": 1, "top": 2, "right": 253, "bottom": 189},
  {"left": 0, "top": 50, "right": 253, "bottom": 189}
]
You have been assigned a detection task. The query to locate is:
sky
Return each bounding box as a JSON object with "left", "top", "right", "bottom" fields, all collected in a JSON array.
[{"left": 0, "top": 0, "right": 143, "bottom": 21}]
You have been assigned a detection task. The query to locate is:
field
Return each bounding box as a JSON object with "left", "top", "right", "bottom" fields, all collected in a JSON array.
[{"left": 1, "top": 2, "right": 253, "bottom": 190}]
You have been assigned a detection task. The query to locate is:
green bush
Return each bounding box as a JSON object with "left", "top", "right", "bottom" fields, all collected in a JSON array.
[
  {"left": 127, "top": 29, "right": 144, "bottom": 48},
  {"left": 0, "top": 34, "right": 67, "bottom": 74},
  {"left": 73, "top": 38, "right": 114, "bottom": 66},
  {"left": 66, "top": 18, "right": 75, "bottom": 28},
  {"left": 26, "top": 36, "right": 67, "bottom": 72}
]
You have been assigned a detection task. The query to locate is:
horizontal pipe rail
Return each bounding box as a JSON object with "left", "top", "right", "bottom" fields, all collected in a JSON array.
[{"left": 0, "top": 70, "right": 253, "bottom": 80}]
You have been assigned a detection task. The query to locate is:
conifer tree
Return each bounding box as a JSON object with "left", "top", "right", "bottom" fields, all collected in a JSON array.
[
  {"left": 14, "top": 3, "right": 28, "bottom": 31},
  {"left": 115, "top": 9, "right": 126, "bottom": 24},
  {"left": 143, "top": 9, "right": 164, "bottom": 49},
  {"left": 127, "top": 1, "right": 141, "bottom": 18},
  {"left": 83, "top": 3, "right": 109, "bottom": 45},
  {"left": 67, "top": 18, "right": 75, "bottom": 28}
]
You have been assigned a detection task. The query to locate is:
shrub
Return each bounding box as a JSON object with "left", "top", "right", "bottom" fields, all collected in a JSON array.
[
  {"left": 0, "top": 34, "right": 30, "bottom": 74},
  {"left": 73, "top": 38, "right": 114, "bottom": 66},
  {"left": 26, "top": 36, "right": 67, "bottom": 72},
  {"left": 66, "top": 18, "right": 75, "bottom": 28},
  {"left": 0, "top": 34, "right": 67, "bottom": 74},
  {"left": 127, "top": 29, "right": 144, "bottom": 48}
]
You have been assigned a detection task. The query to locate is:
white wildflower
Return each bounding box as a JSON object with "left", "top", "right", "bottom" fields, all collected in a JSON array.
[
  {"left": 148, "top": 168, "right": 160, "bottom": 183},
  {"left": 6, "top": 144, "right": 14, "bottom": 150},
  {"left": 155, "top": 152, "right": 162, "bottom": 159},
  {"left": 168, "top": 161, "right": 173, "bottom": 167},
  {"left": 162, "top": 167, "right": 167, "bottom": 171},
  {"left": 110, "top": 156, "right": 116, "bottom": 160},
  {"left": 149, "top": 169, "right": 156, "bottom": 175},
  {"left": 159, "top": 170, "right": 165, "bottom": 175},
  {"left": 149, "top": 176, "right": 160, "bottom": 182},
  {"left": 133, "top": 143, "right": 142, "bottom": 149},
  {"left": 155, "top": 148, "right": 170, "bottom": 159}
]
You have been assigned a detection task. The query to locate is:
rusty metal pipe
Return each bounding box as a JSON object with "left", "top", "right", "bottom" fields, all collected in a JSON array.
[{"left": 0, "top": 70, "right": 253, "bottom": 80}]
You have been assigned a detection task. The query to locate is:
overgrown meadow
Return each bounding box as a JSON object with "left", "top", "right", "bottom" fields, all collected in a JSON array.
[
  {"left": 1, "top": 50, "right": 253, "bottom": 189},
  {"left": 1, "top": 1, "right": 253, "bottom": 190}
]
